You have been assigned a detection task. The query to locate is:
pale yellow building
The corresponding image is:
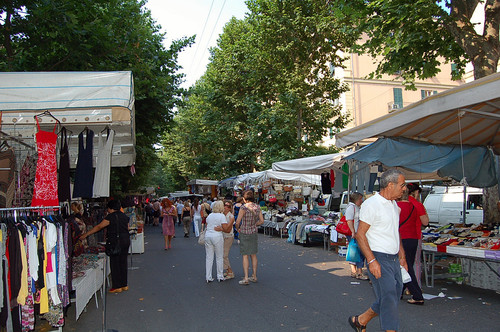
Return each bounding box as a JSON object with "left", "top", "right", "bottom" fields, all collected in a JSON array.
[{"left": 323, "top": 50, "right": 464, "bottom": 147}]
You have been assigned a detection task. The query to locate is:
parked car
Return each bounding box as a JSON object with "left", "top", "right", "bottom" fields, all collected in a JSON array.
[{"left": 423, "top": 186, "right": 483, "bottom": 225}]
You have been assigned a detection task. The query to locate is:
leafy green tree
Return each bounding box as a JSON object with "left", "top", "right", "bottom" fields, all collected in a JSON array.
[
  {"left": 0, "top": 0, "right": 194, "bottom": 193},
  {"left": 334, "top": 0, "right": 500, "bottom": 222},
  {"left": 163, "top": 0, "right": 352, "bottom": 187}
]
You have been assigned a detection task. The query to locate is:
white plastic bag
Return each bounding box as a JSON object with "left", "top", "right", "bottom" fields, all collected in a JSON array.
[{"left": 400, "top": 265, "right": 411, "bottom": 283}]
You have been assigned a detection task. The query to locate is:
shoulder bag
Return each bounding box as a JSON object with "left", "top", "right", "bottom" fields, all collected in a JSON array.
[
  {"left": 198, "top": 229, "right": 206, "bottom": 245},
  {"left": 335, "top": 215, "right": 352, "bottom": 236}
]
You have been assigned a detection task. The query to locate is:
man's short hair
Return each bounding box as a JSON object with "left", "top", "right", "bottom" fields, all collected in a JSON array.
[{"left": 380, "top": 169, "right": 404, "bottom": 189}]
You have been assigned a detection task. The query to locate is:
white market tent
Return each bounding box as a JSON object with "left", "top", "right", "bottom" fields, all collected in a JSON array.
[
  {"left": 271, "top": 151, "right": 354, "bottom": 174},
  {"left": 220, "top": 170, "right": 321, "bottom": 190},
  {"left": 0, "top": 71, "right": 136, "bottom": 167},
  {"left": 335, "top": 72, "right": 500, "bottom": 155}
]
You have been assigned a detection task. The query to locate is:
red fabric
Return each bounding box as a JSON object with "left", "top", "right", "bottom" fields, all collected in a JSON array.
[
  {"left": 330, "top": 169, "right": 335, "bottom": 188},
  {"left": 46, "top": 252, "right": 53, "bottom": 273},
  {"left": 32, "top": 119, "right": 59, "bottom": 206},
  {"left": 409, "top": 196, "right": 427, "bottom": 238},
  {"left": 397, "top": 201, "right": 419, "bottom": 239}
]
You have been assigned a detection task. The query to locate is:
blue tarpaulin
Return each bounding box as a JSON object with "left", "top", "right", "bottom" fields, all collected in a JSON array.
[{"left": 344, "top": 137, "right": 497, "bottom": 188}]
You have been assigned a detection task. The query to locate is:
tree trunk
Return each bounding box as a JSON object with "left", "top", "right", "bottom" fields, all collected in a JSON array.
[{"left": 473, "top": 59, "right": 500, "bottom": 225}]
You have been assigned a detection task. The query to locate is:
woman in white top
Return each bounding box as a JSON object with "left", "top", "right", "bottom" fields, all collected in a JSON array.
[
  {"left": 191, "top": 198, "right": 202, "bottom": 237},
  {"left": 345, "top": 192, "right": 368, "bottom": 280},
  {"left": 204, "top": 201, "right": 225, "bottom": 282},
  {"left": 222, "top": 200, "right": 235, "bottom": 279}
]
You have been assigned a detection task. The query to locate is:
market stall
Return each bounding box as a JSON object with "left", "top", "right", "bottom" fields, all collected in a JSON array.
[
  {"left": 0, "top": 71, "right": 137, "bottom": 330},
  {"left": 334, "top": 72, "right": 500, "bottom": 291}
]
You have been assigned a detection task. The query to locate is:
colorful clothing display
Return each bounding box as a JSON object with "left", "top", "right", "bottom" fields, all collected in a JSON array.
[
  {"left": 31, "top": 119, "right": 59, "bottom": 207},
  {"left": 0, "top": 147, "right": 16, "bottom": 208}
]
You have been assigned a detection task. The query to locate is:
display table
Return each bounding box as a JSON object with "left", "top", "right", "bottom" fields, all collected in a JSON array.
[
  {"left": 72, "top": 255, "right": 109, "bottom": 320},
  {"left": 130, "top": 232, "right": 144, "bottom": 254},
  {"left": 422, "top": 248, "right": 500, "bottom": 291}
]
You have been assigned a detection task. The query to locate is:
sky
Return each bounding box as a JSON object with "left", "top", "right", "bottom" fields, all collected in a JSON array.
[{"left": 144, "top": 0, "right": 249, "bottom": 88}]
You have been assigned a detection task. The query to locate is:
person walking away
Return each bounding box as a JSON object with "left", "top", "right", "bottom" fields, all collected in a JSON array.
[
  {"left": 80, "top": 200, "right": 131, "bottom": 293},
  {"left": 235, "top": 190, "right": 264, "bottom": 285},
  {"left": 201, "top": 198, "right": 212, "bottom": 232},
  {"left": 222, "top": 200, "right": 235, "bottom": 279},
  {"left": 191, "top": 198, "right": 202, "bottom": 237},
  {"left": 161, "top": 198, "right": 176, "bottom": 250},
  {"left": 397, "top": 190, "right": 425, "bottom": 305},
  {"left": 345, "top": 192, "right": 368, "bottom": 280},
  {"left": 204, "top": 201, "right": 225, "bottom": 282},
  {"left": 182, "top": 202, "right": 192, "bottom": 237},
  {"left": 349, "top": 169, "right": 407, "bottom": 332},
  {"left": 233, "top": 197, "right": 244, "bottom": 241},
  {"left": 152, "top": 200, "right": 161, "bottom": 226},
  {"left": 176, "top": 199, "right": 184, "bottom": 226},
  {"left": 406, "top": 183, "right": 429, "bottom": 287},
  {"left": 144, "top": 201, "right": 153, "bottom": 225}
]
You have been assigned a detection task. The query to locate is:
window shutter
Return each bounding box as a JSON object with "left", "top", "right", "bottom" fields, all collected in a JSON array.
[
  {"left": 421, "top": 90, "right": 426, "bottom": 100},
  {"left": 393, "top": 88, "right": 403, "bottom": 108}
]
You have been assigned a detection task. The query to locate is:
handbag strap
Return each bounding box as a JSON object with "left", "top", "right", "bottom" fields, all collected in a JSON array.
[{"left": 399, "top": 204, "right": 414, "bottom": 229}]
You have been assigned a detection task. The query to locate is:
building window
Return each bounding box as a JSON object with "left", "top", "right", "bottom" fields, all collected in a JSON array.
[
  {"left": 421, "top": 89, "right": 438, "bottom": 99},
  {"left": 393, "top": 88, "right": 403, "bottom": 109}
]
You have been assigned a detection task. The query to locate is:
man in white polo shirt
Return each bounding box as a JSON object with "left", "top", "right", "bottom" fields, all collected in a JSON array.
[{"left": 349, "top": 169, "right": 408, "bottom": 332}]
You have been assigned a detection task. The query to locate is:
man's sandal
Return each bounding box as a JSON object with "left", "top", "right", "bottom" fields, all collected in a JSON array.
[{"left": 348, "top": 315, "right": 366, "bottom": 332}]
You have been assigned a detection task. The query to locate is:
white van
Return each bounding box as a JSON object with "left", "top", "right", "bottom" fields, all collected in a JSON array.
[{"left": 423, "top": 186, "right": 483, "bottom": 225}]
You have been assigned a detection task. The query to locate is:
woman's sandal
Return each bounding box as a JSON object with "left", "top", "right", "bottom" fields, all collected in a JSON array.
[
  {"left": 407, "top": 299, "right": 424, "bottom": 305},
  {"left": 238, "top": 279, "right": 249, "bottom": 285},
  {"left": 248, "top": 276, "right": 258, "bottom": 283},
  {"left": 348, "top": 315, "right": 366, "bottom": 332}
]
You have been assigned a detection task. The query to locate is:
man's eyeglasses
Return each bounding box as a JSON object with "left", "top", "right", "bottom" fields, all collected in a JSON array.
[{"left": 224, "top": 204, "right": 231, "bottom": 207}]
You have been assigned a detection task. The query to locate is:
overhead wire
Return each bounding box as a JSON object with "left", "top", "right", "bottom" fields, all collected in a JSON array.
[
  {"left": 187, "top": 0, "right": 216, "bottom": 77},
  {"left": 192, "top": 0, "right": 227, "bottom": 79}
]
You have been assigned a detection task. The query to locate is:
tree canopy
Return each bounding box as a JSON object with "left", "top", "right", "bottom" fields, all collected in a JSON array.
[
  {"left": 335, "top": 0, "right": 499, "bottom": 86},
  {"left": 162, "top": 0, "right": 353, "bottom": 188},
  {"left": 334, "top": 0, "right": 500, "bottom": 222},
  {"left": 0, "top": 0, "right": 194, "bottom": 193}
]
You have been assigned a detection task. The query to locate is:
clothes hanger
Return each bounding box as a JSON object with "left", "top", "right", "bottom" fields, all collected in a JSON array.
[{"left": 34, "top": 110, "right": 61, "bottom": 126}]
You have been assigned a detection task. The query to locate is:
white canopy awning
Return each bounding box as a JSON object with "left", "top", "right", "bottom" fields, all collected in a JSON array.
[
  {"left": 223, "top": 170, "right": 321, "bottom": 189},
  {"left": 187, "top": 179, "right": 219, "bottom": 186},
  {"left": 271, "top": 152, "right": 353, "bottom": 174},
  {"left": 0, "top": 71, "right": 136, "bottom": 167},
  {"left": 335, "top": 72, "right": 500, "bottom": 155}
]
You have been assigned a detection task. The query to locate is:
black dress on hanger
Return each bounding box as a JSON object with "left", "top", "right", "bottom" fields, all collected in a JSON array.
[
  {"left": 72, "top": 129, "right": 94, "bottom": 199},
  {"left": 58, "top": 127, "right": 71, "bottom": 202}
]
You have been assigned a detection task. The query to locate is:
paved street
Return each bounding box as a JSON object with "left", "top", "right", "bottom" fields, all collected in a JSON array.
[{"left": 44, "top": 224, "right": 500, "bottom": 331}]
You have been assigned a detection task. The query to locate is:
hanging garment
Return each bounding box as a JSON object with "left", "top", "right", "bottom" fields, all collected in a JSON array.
[
  {"left": 321, "top": 172, "right": 332, "bottom": 194},
  {"left": 73, "top": 129, "right": 94, "bottom": 199},
  {"left": 32, "top": 119, "right": 59, "bottom": 207},
  {"left": 0, "top": 147, "right": 16, "bottom": 208},
  {"left": 15, "top": 155, "right": 37, "bottom": 207},
  {"left": 93, "top": 129, "right": 114, "bottom": 198},
  {"left": 57, "top": 127, "right": 71, "bottom": 202}
]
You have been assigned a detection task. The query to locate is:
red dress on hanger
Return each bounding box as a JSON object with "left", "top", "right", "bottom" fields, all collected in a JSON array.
[{"left": 31, "top": 118, "right": 59, "bottom": 207}]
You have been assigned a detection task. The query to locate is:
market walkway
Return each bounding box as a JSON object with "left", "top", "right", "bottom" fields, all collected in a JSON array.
[{"left": 45, "top": 224, "right": 499, "bottom": 331}]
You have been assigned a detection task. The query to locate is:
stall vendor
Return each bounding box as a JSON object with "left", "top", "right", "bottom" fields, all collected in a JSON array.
[{"left": 80, "top": 200, "right": 131, "bottom": 293}]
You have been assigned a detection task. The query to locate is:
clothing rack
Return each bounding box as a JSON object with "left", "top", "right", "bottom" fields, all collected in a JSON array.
[{"left": 0, "top": 205, "right": 60, "bottom": 211}]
